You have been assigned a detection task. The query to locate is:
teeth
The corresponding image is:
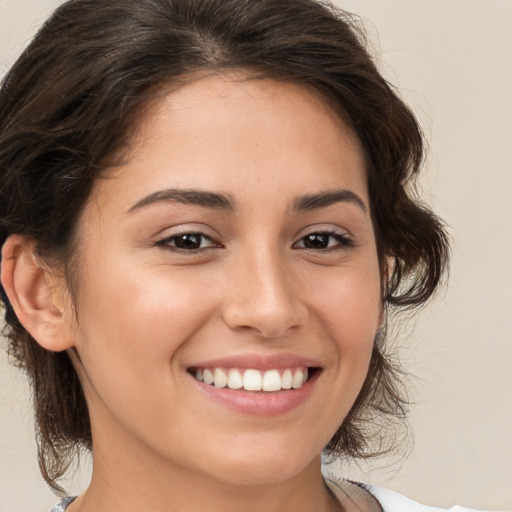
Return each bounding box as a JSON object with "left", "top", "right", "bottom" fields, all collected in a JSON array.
[
  {"left": 262, "top": 369, "right": 281, "bottom": 392},
  {"left": 281, "top": 369, "right": 292, "bottom": 389},
  {"left": 213, "top": 368, "right": 228, "bottom": 388},
  {"left": 243, "top": 369, "right": 262, "bottom": 391},
  {"left": 203, "top": 369, "right": 214, "bottom": 385},
  {"left": 192, "top": 367, "right": 311, "bottom": 392},
  {"left": 292, "top": 369, "right": 304, "bottom": 389},
  {"left": 227, "top": 369, "right": 243, "bottom": 390}
]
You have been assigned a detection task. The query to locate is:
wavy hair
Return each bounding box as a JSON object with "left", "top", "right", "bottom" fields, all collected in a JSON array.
[{"left": 0, "top": 0, "right": 449, "bottom": 494}]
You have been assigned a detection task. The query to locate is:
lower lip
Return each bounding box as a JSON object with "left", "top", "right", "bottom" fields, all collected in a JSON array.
[{"left": 189, "top": 372, "right": 318, "bottom": 416}]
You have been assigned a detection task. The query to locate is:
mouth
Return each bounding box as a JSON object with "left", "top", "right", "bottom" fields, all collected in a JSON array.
[{"left": 187, "top": 366, "right": 320, "bottom": 392}]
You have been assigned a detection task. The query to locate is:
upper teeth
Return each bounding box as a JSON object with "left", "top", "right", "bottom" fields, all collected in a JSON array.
[{"left": 193, "top": 367, "right": 309, "bottom": 392}]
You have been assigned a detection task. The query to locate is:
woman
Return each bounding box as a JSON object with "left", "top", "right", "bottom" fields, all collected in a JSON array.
[{"left": 0, "top": 0, "right": 491, "bottom": 510}]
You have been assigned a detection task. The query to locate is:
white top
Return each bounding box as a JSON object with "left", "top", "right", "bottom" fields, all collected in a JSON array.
[
  {"left": 367, "top": 484, "right": 500, "bottom": 512},
  {"left": 323, "top": 476, "right": 506, "bottom": 512}
]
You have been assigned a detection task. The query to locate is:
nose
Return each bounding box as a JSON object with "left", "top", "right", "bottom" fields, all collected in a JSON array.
[{"left": 221, "top": 250, "right": 308, "bottom": 338}]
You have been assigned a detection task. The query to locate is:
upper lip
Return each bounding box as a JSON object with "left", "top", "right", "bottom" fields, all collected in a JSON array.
[{"left": 187, "top": 353, "right": 322, "bottom": 371}]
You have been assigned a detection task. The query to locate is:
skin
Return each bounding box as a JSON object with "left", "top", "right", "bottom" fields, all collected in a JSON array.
[{"left": 2, "top": 74, "right": 383, "bottom": 511}]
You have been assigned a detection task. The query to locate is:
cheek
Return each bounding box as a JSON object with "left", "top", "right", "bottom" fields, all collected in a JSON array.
[
  {"left": 309, "top": 264, "right": 382, "bottom": 344},
  {"left": 306, "top": 261, "right": 381, "bottom": 394},
  {"left": 77, "top": 260, "right": 212, "bottom": 344},
  {"left": 288, "top": 263, "right": 381, "bottom": 443},
  {"left": 69, "top": 266, "right": 223, "bottom": 445},
  {"left": 70, "top": 260, "right": 219, "bottom": 402}
]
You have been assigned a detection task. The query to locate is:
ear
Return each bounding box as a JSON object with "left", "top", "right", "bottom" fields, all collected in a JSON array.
[{"left": 1, "top": 235, "right": 75, "bottom": 352}]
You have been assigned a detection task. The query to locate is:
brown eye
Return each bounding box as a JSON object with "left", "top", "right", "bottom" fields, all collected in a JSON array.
[
  {"left": 293, "top": 232, "right": 354, "bottom": 250},
  {"left": 303, "top": 233, "right": 330, "bottom": 249},
  {"left": 158, "top": 232, "right": 217, "bottom": 251}
]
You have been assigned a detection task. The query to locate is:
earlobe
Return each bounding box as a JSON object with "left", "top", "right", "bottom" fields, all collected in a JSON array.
[{"left": 0, "top": 235, "right": 75, "bottom": 352}]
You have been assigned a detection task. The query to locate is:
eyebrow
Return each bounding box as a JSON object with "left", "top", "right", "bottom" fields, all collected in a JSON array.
[
  {"left": 127, "top": 188, "right": 235, "bottom": 213},
  {"left": 293, "top": 189, "right": 367, "bottom": 213},
  {"left": 127, "top": 187, "right": 367, "bottom": 215}
]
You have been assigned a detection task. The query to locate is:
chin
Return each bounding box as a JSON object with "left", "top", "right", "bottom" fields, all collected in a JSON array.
[
  {"left": 192, "top": 439, "right": 322, "bottom": 487},
  {"left": 206, "top": 462, "right": 310, "bottom": 487}
]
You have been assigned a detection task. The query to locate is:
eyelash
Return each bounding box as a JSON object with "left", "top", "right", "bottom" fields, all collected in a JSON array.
[
  {"left": 292, "top": 231, "right": 355, "bottom": 251},
  {"left": 156, "top": 230, "right": 354, "bottom": 253},
  {"left": 156, "top": 230, "right": 218, "bottom": 251}
]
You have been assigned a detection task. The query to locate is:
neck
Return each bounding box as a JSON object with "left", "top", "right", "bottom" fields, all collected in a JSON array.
[{"left": 70, "top": 428, "right": 336, "bottom": 512}]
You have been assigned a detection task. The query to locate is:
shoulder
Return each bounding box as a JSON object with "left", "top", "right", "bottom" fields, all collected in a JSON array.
[
  {"left": 324, "top": 475, "right": 500, "bottom": 512},
  {"left": 365, "top": 484, "right": 494, "bottom": 512}
]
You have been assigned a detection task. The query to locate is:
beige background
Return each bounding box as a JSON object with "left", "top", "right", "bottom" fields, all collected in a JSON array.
[{"left": 1, "top": 0, "right": 511, "bottom": 510}]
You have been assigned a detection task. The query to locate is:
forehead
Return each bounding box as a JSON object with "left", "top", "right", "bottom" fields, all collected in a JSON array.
[{"left": 91, "top": 73, "right": 368, "bottom": 214}]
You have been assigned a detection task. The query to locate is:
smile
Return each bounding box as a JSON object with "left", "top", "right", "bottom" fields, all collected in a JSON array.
[{"left": 190, "top": 367, "right": 310, "bottom": 392}]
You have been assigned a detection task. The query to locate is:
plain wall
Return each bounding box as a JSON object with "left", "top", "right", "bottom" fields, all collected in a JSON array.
[{"left": 1, "top": 0, "right": 511, "bottom": 510}]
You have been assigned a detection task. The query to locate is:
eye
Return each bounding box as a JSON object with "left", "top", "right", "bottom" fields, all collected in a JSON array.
[
  {"left": 293, "top": 231, "right": 354, "bottom": 250},
  {"left": 157, "top": 232, "right": 219, "bottom": 251}
]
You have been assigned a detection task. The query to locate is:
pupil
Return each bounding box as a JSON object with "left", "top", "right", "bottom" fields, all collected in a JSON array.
[
  {"left": 304, "top": 233, "right": 328, "bottom": 248},
  {"left": 175, "top": 234, "right": 201, "bottom": 249}
]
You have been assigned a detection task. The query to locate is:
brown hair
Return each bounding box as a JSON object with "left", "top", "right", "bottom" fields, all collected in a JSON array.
[{"left": 0, "top": 0, "right": 449, "bottom": 494}]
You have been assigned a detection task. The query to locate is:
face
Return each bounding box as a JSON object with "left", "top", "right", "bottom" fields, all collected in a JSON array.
[{"left": 64, "top": 74, "right": 382, "bottom": 487}]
